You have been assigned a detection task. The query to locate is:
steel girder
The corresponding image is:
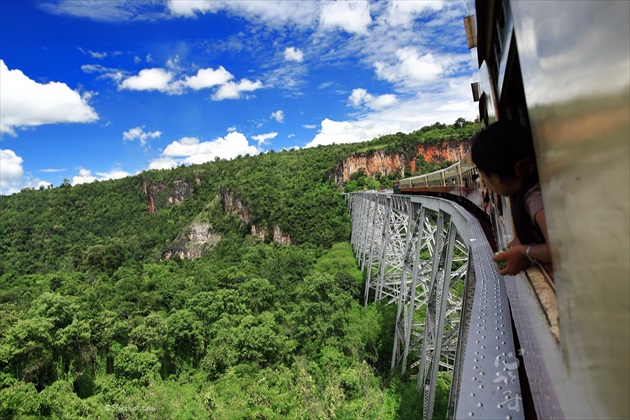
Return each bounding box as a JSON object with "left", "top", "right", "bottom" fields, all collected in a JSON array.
[{"left": 348, "top": 192, "right": 521, "bottom": 420}]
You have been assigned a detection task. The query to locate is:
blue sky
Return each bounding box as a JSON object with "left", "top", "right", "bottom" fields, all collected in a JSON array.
[{"left": 0, "top": 0, "right": 477, "bottom": 194}]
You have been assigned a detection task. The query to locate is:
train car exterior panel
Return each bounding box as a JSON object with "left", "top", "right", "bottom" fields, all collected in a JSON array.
[{"left": 392, "top": 1, "right": 629, "bottom": 417}]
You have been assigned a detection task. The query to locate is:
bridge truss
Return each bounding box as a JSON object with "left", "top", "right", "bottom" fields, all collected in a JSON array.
[{"left": 348, "top": 192, "right": 523, "bottom": 419}]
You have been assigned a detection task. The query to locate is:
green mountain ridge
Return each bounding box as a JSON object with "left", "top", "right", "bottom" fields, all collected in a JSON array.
[{"left": 0, "top": 123, "right": 475, "bottom": 419}]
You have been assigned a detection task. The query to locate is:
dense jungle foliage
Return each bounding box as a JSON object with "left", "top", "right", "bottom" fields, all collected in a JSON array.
[{"left": 0, "top": 121, "right": 476, "bottom": 418}]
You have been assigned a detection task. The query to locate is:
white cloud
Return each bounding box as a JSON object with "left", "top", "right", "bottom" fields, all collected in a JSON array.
[
  {"left": 156, "top": 131, "right": 261, "bottom": 166},
  {"left": 319, "top": 1, "right": 372, "bottom": 35},
  {"left": 383, "top": 1, "right": 444, "bottom": 27},
  {"left": 72, "top": 168, "right": 98, "bottom": 185},
  {"left": 167, "top": 0, "right": 318, "bottom": 27},
  {"left": 119, "top": 68, "right": 180, "bottom": 94},
  {"left": 349, "top": 88, "right": 397, "bottom": 110},
  {"left": 184, "top": 66, "right": 233, "bottom": 89},
  {"left": 306, "top": 76, "right": 476, "bottom": 148},
  {"left": 81, "top": 64, "right": 125, "bottom": 82},
  {"left": 375, "top": 47, "right": 443, "bottom": 86},
  {"left": 270, "top": 110, "right": 284, "bottom": 123},
  {"left": 72, "top": 167, "right": 130, "bottom": 185},
  {"left": 116, "top": 65, "right": 262, "bottom": 99},
  {"left": 89, "top": 50, "right": 107, "bottom": 59},
  {"left": 303, "top": 124, "right": 317, "bottom": 129},
  {"left": 0, "top": 149, "right": 24, "bottom": 194},
  {"left": 212, "top": 79, "right": 264, "bottom": 101},
  {"left": 149, "top": 157, "right": 179, "bottom": 170},
  {"left": 0, "top": 60, "right": 98, "bottom": 135},
  {"left": 40, "top": 168, "right": 67, "bottom": 173},
  {"left": 123, "top": 127, "right": 162, "bottom": 146},
  {"left": 252, "top": 132, "right": 277, "bottom": 146},
  {"left": 284, "top": 47, "right": 304, "bottom": 62},
  {"left": 40, "top": 0, "right": 169, "bottom": 22}
]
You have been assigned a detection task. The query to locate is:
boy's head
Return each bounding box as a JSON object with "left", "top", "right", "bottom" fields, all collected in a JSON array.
[
  {"left": 471, "top": 120, "right": 537, "bottom": 196},
  {"left": 471, "top": 120, "right": 535, "bottom": 178}
]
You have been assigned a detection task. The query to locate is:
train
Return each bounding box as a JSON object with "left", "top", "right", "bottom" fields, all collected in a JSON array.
[{"left": 393, "top": 0, "right": 629, "bottom": 418}]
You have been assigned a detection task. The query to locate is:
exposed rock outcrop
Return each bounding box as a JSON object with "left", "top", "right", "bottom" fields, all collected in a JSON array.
[
  {"left": 142, "top": 178, "right": 198, "bottom": 213},
  {"left": 222, "top": 190, "right": 294, "bottom": 245},
  {"left": 164, "top": 222, "right": 221, "bottom": 260},
  {"left": 333, "top": 140, "right": 471, "bottom": 185}
]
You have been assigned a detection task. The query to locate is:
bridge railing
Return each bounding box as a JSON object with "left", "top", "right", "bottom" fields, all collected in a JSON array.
[{"left": 348, "top": 191, "right": 524, "bottom": 419}]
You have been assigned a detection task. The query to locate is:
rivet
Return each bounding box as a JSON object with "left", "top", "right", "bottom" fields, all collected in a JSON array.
[
  {"left": 470, "top": 393, "right": 475, "bottom": 397},
  {"left": 474, "top": 358, "right": 478, "bottom": 362},
  {"left": 481, "top": 346, "right": 485, "bottom": 349},
  {"left": 477, "top": 402, "right": 483, "bottom": 408},
  {"left": 479, "top": 371, "right": 484, "bottom": 376},
  {"left": 468, "top": 412, "right": 474, "bottom": 417},
  {"left": 497, "top": 386, "right": 502, "bottom": 390},
  {"left": 479, "top": 384, "right": 484, "bottom": 389},
  {"left": 496, "top": 346, "right": 500, "bottom": 350}
]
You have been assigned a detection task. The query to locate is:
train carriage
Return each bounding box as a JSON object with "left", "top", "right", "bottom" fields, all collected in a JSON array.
[{"left": 393, "top": 1, "right": 629, "bottom": 418}]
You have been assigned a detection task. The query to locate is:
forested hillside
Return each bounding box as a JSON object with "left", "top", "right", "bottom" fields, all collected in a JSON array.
[{"left": 0, "top": 122, "right": 476, "bottom": 418}]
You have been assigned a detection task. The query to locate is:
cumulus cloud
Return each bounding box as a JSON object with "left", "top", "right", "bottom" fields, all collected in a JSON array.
[
  {"left": 349, "top": 88, "right": 397, "bottom": 110},
  {"left": 72, "top": 167, "right": 130, "bottom": 185},
  {"left": 117, "top": 65, "right": 262, "bottom": 99},
  {"left": 0, "top": 60, "right": 98, "bottom": 135},
  {"left": 270, "top": 110, "right": 284, "bottom": 123},
  {"left": 123, "top": 127, "right": 162, "bottom": 146},
  {"left": 284, "top": 47, "right": 304, "bottom": 62},
  {"left": 374, "top": 47, "right": 443, "bottom": 87},
  {"left": 319, "top": 1, "right": 372, "bottom": 34},
  {"left": 306, "top": 76, "right": 476, "bottom": 148},
  {"left": 212, "top": 79, "right": 264, "bottom": 101},
  {"left": 149, "top": 157, "right": 179, "bottom": 170},
  {"left": 183, "top": 66, "right": 233, "bottom": 89},
  {"left": 252, "top": 132, "right": 277, "bottom": 146},
  {"left": 119, "top": 68, "right": 179, "bottom": 94},
  {"left": 0, "top": 149, "right": 24, "bottom": 194},
  {"left": 154, "top": 131, "right": 261, "bottom": 168},
  {"left": 0, "top": 149, "right": 54, "bottom": 194}
]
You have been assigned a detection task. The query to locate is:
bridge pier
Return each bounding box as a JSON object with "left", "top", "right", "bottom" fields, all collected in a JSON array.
[{"left": 348, "top": 192, "right": 523, "bottom": 419}]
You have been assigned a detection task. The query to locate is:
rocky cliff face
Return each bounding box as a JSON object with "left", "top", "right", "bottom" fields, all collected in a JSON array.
[
  {"left": 222, "top": 190, "right": 294, "bottom": 245},
  {"left": 333, "top": 140, "right": 471, "bottom": 185},
  {"left": 142, "top": 178, "right": 197, "bottom": 213},
  {"left": 164, "top": 222, "right": 221, "bottom": 260}
]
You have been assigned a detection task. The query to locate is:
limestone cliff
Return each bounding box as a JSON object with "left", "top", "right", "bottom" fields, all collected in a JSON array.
[
  {"left": 222, "top": 190, "right": 294, "bottom": 245},
  {"left": 332, "top": 140, "right": 471, "bottom": 185},
  {"left": 142, "top": 178, "right": 197, "bottom": 213},
  {"left": 164, "top": 222, "right": 221, "bottom": 260}
]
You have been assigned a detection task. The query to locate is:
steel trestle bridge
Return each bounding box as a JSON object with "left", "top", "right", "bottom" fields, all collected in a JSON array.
[{"left": 348, "top": 191, "right": 523, "bottom": 419}]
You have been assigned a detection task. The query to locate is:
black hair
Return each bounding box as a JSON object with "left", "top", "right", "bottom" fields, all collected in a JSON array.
[
  {"left": 471, "top": 120, "right": 543, "bottom": 244},
  {"left": 471, "top": 120, "right": 535, "bottom": 178}
]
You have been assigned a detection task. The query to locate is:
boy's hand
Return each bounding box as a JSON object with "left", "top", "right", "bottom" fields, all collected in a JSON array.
[{"left": 493, "top": 245, "right": 530, "bottom": 276}]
